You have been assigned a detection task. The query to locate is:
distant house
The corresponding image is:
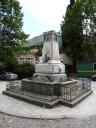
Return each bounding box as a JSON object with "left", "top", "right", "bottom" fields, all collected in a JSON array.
[
  {"left": 17, "top": 54, "right": 36, "bottom": 65},
  {"left": 30, "top": 49, "right": 38, "bottom": 54}
]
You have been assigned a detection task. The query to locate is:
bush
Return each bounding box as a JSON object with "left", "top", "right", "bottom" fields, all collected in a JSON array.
[
  {"left": 5, "top": 57, "right": 18, "bottom": 72},
  {"left": 0, "top": 64, "right": 7, "bottom": 72},
  {"left": 0, "top": 57, "right": 18, "bottom": 72},
  {"left": 15, "top": 63, "right": 35, "bottom": 79}
]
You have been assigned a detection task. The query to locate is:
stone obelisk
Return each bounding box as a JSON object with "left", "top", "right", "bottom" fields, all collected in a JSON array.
[{"left": 34, "top": 30, "right": 67, "bottom": 82}]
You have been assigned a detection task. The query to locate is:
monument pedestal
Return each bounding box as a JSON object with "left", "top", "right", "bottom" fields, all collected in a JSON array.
[
  {"left": 33, "top": 73, "right": 67, "bottom": 82},
  {"left": 35, "top": 62, "right": 65, "bottom": 74},
  {"left": 34, "top": 62, "right": 67, "bottom": 82}
]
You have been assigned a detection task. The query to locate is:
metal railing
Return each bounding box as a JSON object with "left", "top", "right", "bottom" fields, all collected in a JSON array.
[
  {"left": 6, "top": 78, "right": 91, "bottom": 102},
  {"left": 59, "top": 78, "right": 91, "bottom": 101}
]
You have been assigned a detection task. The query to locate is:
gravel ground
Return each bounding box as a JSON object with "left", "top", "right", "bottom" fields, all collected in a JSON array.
[{"left": 0, "top": 112, "right": 96, "bottom": 128}]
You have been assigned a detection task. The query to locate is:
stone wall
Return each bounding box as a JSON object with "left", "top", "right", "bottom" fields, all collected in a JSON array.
[
  {"left": 22, "top": 79, "right": 54, "bottom": 95},
  {"left": 21, "top": 79, "right": 78, "bottom": 96}
]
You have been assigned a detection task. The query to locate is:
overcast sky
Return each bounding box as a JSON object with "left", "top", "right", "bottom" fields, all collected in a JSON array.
[{"left": 18, "top": 0, "right": 70, "bottom": 38}]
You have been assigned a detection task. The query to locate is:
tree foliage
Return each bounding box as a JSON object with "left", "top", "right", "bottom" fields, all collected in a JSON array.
[
  {"left": 15, "top": 63, "right": 35, "bottom": 78},
  {"left": 61, "top": 0, "right": 96, "bottom": 68},
  {"left": 0, "top": 0, "right": 29, "bottom": 62}
]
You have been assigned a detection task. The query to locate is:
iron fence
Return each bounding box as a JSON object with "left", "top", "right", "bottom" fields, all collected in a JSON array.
[
  {"left": 6, "top": 78, "right": 91, "bottom": 102},
  {"left": 59, "top": 78, "right": 91, "bottom": 101}
]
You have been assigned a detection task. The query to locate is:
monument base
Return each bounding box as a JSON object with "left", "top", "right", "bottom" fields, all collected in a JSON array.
[
  {"left": 21, "top": 79, "right": 77, "bottom": 96},
  {"left": 35, "top": 63, "right": 65, "bottom": 74},
  {"left": 3, "top": 90, "right": 93, "bottom": 108},
  {"left": 3, "top": 78, "right": 93, "bottom": 108},
  {"left": 33, "top": 73, "right": 67, "bottom": 82}
]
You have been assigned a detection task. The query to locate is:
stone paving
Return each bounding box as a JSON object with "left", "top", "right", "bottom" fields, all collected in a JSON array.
[
  {"left": 0, "top": 112, "right": 96, "bottom": 128},
  {"left": 0, "top": 81, "right": 96, "bottom": 127},
  {"left": 0, "top": 81, "right": 96, "bottom": 119}
]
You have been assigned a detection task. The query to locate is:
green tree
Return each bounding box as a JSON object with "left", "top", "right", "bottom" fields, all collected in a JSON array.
[
  {"left": 70, "top": 0, "right": 75, "bottom": 6},
  {"left": 15, "top": 63, "right": 35, "bottom": 78},
  {"left": 81, "top": 0, "right": 96, "bottom": 62},
  {"left": 0, "top": 0, "right": 28, "bottom": 62},
  {"left": 61, "top": 0, "right": 83, "bottom": 71},
  {"left": 61, "top": 0, "right": 96, "bottom": 71}
]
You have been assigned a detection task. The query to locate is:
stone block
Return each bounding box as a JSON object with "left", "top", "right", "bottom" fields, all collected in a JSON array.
[
  {"left": 35, "top": 63, "right": 65, "bottom": 74},
  {"left": 33, "top": 73, "right": 67, "bottom": 82}
]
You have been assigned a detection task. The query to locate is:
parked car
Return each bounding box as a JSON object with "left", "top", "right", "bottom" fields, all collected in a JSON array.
[
  {"left": 91, "top": 74, "right": 96, "bottom": 81},
  {"left": 0, "top": 71, "right": 18, "bottom": 80}
]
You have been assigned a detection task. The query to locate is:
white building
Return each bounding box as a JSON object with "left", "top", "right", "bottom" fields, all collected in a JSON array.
[{"left": 17, "top": 54, "right": 36, "bottom": 65}]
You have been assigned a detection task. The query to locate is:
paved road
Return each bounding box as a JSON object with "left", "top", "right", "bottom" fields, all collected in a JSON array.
[{"left": 0, "top": 112, "right": 96, "bottom": 128}]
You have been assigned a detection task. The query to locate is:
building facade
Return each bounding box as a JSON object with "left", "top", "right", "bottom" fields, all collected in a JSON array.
[{"left": 17, "top": 54, "right": 36, "bottom": 65}]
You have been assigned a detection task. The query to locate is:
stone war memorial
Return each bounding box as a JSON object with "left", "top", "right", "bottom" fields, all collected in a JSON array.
[{"left": 3, "top": 30, "right": 93, "bottom": 108}]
